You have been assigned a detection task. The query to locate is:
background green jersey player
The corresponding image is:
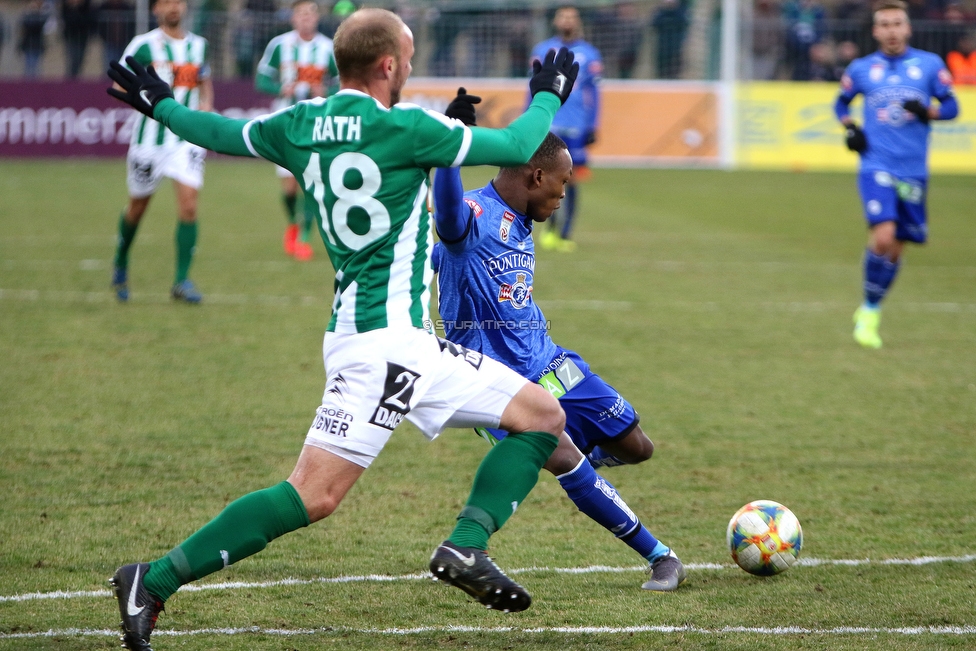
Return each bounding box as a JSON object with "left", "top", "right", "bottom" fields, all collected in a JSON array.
[
  {"left": 255, "top": 0, "right": 338, "bottom": 261},
  {"left": 107, "top": 9, "right": 579, "bottom": 649},
  {"left": 111, "top": 0, "right": 212, "bottom": 304}
]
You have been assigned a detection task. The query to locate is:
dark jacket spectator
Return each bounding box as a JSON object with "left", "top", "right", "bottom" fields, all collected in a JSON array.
[
  {"left": 63, "top": 0, "right": 95, "bottom": 78},
  {"left": 19, "top": 0, "right": 48, "bottom": 78},
  {"left": 652, "top": 0, "right": 688, "bottom": 79},
  {"left": 783, "top": 0, "right": 826, "bottom": 80},
  {"left": 97, "top": 0, "right": 135, "bottom": 70}
]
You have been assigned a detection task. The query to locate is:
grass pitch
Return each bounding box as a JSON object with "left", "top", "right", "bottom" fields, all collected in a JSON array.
[{"left": 1, "top": 160, "right": 975, "bottom": 650}]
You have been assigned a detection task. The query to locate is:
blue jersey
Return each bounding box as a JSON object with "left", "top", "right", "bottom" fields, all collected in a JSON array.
[
  {"left": 432, "top": 182, "right": 557, "bottom": 380},
  {"left": 836, "top": 47, "right": 955, "bottom": 178},
  {"left": 530, "top": 37, "right": 602, "bottom": 137}
]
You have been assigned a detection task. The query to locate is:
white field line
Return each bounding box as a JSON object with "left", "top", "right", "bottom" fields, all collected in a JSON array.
[
  {"left": 2, "top": 624, "right": 976, "bottom": 640},
  {"left": 3, "top": 554, "right": 975, "bottom": 605},
  {"left": 3, "top": 288, "right": 976, "bottom": 314}
]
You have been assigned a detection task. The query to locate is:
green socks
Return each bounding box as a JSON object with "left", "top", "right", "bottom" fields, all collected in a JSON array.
[
  {"left": 114, "top": 211, "right": 139, "bottom": 269},
  {"left": 174, "top": 221, "right": 197, "bottom": 284},
  {"left": 300, "top": 200, "right": 315, "bottom": 244},
  {"left": 449, "top": 430, "right": 558, "bottom": 550},
  {"left": 143, "top": 481, "right": 310, "bottom": 601},
  {"left": 282, "top": 193, "right": 298, "bottom": 224}
]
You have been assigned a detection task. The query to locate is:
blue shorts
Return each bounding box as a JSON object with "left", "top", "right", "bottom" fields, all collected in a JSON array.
[
  {"left": 857, "top": 170, "right": 928, "bottom": 244},
  {"left": 476, "top": 347, "right": 639, "bottom": 455},
  {"left": 551, "top": 128, "right": 589, "bottom": 167}
]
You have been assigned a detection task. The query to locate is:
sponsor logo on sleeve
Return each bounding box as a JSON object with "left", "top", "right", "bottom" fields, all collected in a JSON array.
[
  {"left": 464, "top": 198, "right": 483, "bottom": 217},
  {"left": 498, "top": 210, "right": 516, "bottom": 242}
]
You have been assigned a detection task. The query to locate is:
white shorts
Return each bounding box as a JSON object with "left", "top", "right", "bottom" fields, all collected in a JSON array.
[
  {"left": 127, "top": 142, "right": 206, "bottom": 198},
  {"left": 304, "top": 327, "right": 528, "bottom": 468}
]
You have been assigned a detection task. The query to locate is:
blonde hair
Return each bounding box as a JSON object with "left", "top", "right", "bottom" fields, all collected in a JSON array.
[{"left": 333, "top": 8, "right": 405, "bottom": 82}]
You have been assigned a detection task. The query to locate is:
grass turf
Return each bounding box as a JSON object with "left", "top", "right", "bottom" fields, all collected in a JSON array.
[{"left": 1, "top": 160, "right": 974, "bottom": 650}]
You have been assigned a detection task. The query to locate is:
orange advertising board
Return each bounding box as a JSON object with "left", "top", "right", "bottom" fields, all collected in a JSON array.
[{"left": 400, "top": 78, "right": 720, "bottom": 165}]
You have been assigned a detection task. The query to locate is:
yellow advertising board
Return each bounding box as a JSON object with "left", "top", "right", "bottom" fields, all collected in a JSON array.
[
  {"left": 401, "top": 78, "right": 720, "bottom": 165},
  {"left": 738, "top": 82, "right": 976, "bottom": 174}
]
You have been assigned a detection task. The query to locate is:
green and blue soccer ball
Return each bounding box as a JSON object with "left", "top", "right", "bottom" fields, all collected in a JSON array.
[{"left": 727, "top": 500, "right": 803, "bottom": 576}]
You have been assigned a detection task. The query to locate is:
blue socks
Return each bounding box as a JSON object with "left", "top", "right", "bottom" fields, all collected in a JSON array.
[
  {"left": 863, "top": 248, "right": 900, "bottom": 307},
  {"left": 556, "top": 458, "right": 669, "bottom": 563}
]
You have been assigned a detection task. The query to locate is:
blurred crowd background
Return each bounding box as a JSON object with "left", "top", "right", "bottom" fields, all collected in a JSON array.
[{"left": 0, "top": 0, "right": 974, "bottom": 83}]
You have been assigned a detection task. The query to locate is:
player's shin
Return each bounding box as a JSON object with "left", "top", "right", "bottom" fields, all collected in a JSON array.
[
  {"left": 449, "top": 430, "right": 559, "bottom": 550},
  {"left": 114, "top": 210, "right": 139, "bottom": 269},
  {"left": 556, "top": 458, "right": 668, "bottom": 561},
  {"left": 142, "top": 481, "right": 310, "bottom": 601},
  {"left": 175, "top": 221, "right": 197, "bottom": 284},
  {"left": 863, "top": 248, "right": 900, "bottom": 307}
]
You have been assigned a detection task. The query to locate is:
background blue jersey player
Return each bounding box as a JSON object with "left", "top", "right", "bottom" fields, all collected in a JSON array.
[
  {"left": 530, "top": 5, "right": 602, "bottom": 253},
  {"left": 429, "top": 89, "right": 685, "bottom": 592},
  {"left": 835, "top": 0, "right": 958, "bottom": 349}
]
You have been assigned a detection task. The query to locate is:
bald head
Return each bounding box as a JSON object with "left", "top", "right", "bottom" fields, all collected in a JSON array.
[{"left": 333, "top": 8, "right": 407, "bottom": 83}]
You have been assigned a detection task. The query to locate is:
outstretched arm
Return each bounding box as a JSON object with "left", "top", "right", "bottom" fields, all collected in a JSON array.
[
  {"left": 155, "top": 99, "right": 253, "bottom": 157},
  {"left": 432, "top": 167, "right": 472, "bottom": 246},
  {"left": 463, "top": 92, "right": 561, "bottom": 167}
]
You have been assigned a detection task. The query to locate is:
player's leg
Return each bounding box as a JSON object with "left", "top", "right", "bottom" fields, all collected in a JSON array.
[
  {"left": 854, "top": 172, "right": 901, "bottom": 349},
  {"left": 415, "top": 340, "right": 563, "bottom": 611},
  {"left": 295, "top": 176, "right": 316, "bottom": 262},
  {"left": 171, "top": 181, "right": 203, "bottom": 303},
  {"left": 111, "top": 329, "right": 401, "bottom": 648},
  {"left": 542, "top": 431, "right": 682, "bottom": 590},
  {"left": 167, "top": 145, "right": 207, "bottom": 303},
  {"left": 114, "top": 148, "right": 162, "bottom": 302},
  {"left": 278, "top": 169, "right": 302, "bottom": 258}
]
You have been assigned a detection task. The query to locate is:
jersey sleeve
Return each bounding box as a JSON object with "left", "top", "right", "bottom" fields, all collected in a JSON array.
[
  {"left": 835, "top": 62, "right": 860, "bottom": 120},
  {"left": 122, "top": 39, "right": 151, "bottom": 67},
  {"left": 199, "top": 39, "right": 212, "bottom": 80},
  {"left": 930, "top": 56, "right": 955, "bottom": 101},
  {"left": 242, "top": 104, "right": 296, "bottom": 167},
  {"left": 255, "top": 41, "right": 281, "bottom": 94},
  {"left": 409, "top": 108, "right": 472, "bottom": 169}
]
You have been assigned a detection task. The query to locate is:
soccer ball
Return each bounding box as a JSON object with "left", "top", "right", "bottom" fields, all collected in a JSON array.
[{"left": 726, "top": 500, "right": 802, "bottom": 576}]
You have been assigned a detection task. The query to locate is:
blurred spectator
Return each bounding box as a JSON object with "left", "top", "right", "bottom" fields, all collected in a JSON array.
[
  {"left": 195, "top": 0, "right": 226, "bottom": 78},
  {"left": 783, "top": 0, "right": 826, "bottom": 80},
  {"left": 832, "top": 0, "right": 872, "bottom": 55},
  {"left": 808, "top": 40, "right": 837, "bottom": 80},
  {"left": 504, "top": 9, "right": 533, "bottom": 78},
  {"left": 234, "top": 0, "right": 276, "bottom": 78},
  {"left": 652, "top": 0, "right": 688, "bottom": 79},
  {"left": 835, "top": 39, "right": 859, "bottom": 75},
  {"left": 319, "top": 0, "right": 355, "bottom": 38},
  {"left": 936, "top": 2, "right": 970, "bottom": 59},
  {"left": 97, "top": 0, "right": 134, "bottom": 71},
  {"left": 614, "top": 2, "right": 645, "bottom": 79},
  {"left": 427, "top": 7, "right": 458, "bottom": 76},
  {"left": 19, "top": 0, "right": 48, "bottom": 78},
  {"left": 752, "top": 0, "right": 783, "bottom": 79},
  {"left": 233, "top": 10, "right": 256, "bottom": 77},
  {"left": 0, "top": 15, "right": 6, "bottom": 70},
  {"left": 63, "top": 0, "right": 95, "bottom": 78},
  {"left": 947, "top": 34, "right": 976, "bottom": 84}
]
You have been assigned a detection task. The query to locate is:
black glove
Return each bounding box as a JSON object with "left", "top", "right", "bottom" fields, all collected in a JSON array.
[
  {"left": 845, "top": 122, "right": 867, "bottom": 153},
  {"left": 444, "top": 87, "right": 481, "bottom": 126},
  {"left": 107, "top": 56, "right": 174, "bottom": 118},
  {"left": 529, "top": 47, "right": 580, "bottom": 105},
  {"left": 902, "top": 99, "right": 930, "bottom": 125},
  {"left": 584, "top": 130, "right": 596, "bottom": 146}
]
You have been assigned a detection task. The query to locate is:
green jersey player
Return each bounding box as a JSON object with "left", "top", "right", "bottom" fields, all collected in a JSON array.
[
  {"left": 107, "top": 9, "right": 579, "bottom": 649},
  {"left": 111, "top": 0, "right": 213, "bottom": 304},
  {"left": 255, "top": 0, "right": 338, "bottom": 261}
]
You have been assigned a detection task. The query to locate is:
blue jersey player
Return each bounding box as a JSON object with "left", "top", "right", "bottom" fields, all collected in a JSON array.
[
  {"left": 835, "top": 0, "right": 958, "bottom": 349},
  {"left": 530, "top": 5, "right": 602, "bottom": 252},
  {"left": 429, "top": 89, "right": 685, "bottom": 592}
]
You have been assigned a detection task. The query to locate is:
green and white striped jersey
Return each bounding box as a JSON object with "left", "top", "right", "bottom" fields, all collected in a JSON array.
[
  {"left": 256, "top": 31, "right": 337, "bottom": 109},
  {"left": 242, "top": 90, "right": 472, "bottom": 334},
  {"left": 122, "top": 28, "right": 209, "bottom": 149}
]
